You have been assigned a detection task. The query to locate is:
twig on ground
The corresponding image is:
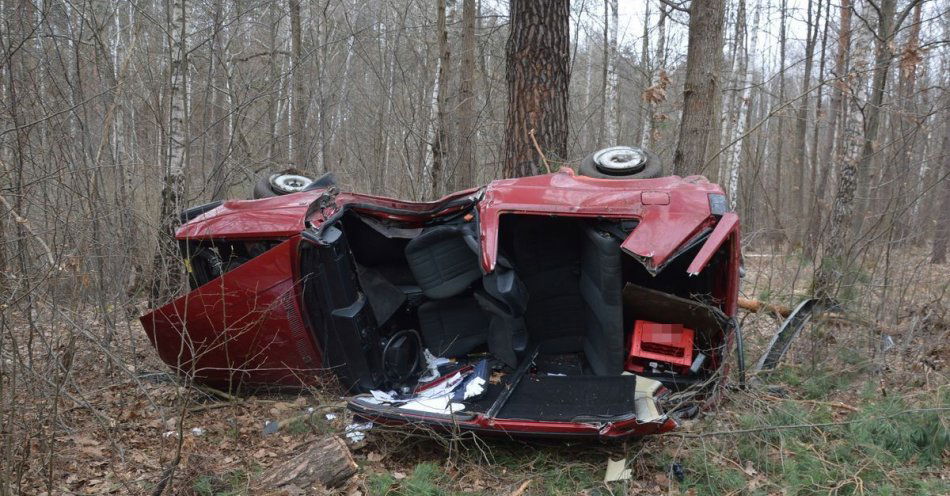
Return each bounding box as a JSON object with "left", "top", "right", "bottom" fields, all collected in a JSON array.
[{"left": 763, "top": 394, "right": 859, "bottom": 412}]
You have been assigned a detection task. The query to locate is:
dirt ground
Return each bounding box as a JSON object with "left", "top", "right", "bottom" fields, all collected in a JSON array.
[{"left": 2, "top": 252, "right": 947, "bottom": 495}]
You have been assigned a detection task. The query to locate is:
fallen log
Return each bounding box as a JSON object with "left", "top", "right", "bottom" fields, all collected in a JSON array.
[
  {"left": 738, "top": 297, "right": 791, "bottom": 317},
  {"left": 739, "top": 297, "right": 855, "bottom": 326},
  {"left": 259, "top": 435, "right": 357, "bottom": 492}
]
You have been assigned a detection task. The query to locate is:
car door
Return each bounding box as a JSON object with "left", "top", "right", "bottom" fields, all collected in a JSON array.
[{"left": 140, "top": 237, "right": 322, "bottom": 389}]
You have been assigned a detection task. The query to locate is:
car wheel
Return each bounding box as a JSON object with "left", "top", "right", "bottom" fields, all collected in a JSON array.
[
  {"left": 251, "top": 171, "right": 315, "bottom": 199},
  {"left": 578, "top": 146, "right": 662, "bottom": 179}
]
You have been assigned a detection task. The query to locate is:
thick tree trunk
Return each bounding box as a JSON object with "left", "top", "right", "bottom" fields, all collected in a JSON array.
[
  {"left": 671, "top": 0, "right": 725, "bottom": 177},
  {"left": 503, "top": 0, "right": 570, "bottom": 178},
  {"left": 150, "top": 0, "right": 189, "bottom": 305},
  {"left": 456, "top": 0, "right": 476, "bottom": 190}
]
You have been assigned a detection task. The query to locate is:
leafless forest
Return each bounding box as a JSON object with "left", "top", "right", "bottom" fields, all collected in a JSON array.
[{"left": 1, "top": 0, "right": 948, "bottom": 494}]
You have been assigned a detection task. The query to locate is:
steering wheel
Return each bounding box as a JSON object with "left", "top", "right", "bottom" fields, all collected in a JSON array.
[{"left": 381, "top": 329, "right": 423, "bottom": 386}]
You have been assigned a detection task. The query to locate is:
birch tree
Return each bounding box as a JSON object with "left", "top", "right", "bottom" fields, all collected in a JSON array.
[{"left": 150, "top": 0, "right": 190, "bottom": 304}]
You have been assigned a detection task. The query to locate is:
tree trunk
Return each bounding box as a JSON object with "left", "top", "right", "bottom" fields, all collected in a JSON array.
[
  {"left": 150, "top": 0, "right": 189, "bottom": 305},
  {"left": 635, "top": 0, "right": 650, "bottom": 145},
  {"left": 429, "top": 0, "right": 452, "bottom": 197},
  {"left": 503, "top": 0, "right": 570, "bottom": 178},
  {"left": 209, "top": 0, "right": 229, "bottom": 200},
  {"left": 891, "top": 3, "right": 923, "bottom": 244},
  {"left": 772, "top": 0, "right": 788, "bottom": 243},
  {"left": 805, "top": 0, "right": 851, "bottom": 253},
  {"left": 456, "top": 0, "right": 476, "bottom": 190},
  {"left": 603, "top": 0, "right": 619, "bottom": 145},
  {"left": 849, "top": 0, "right": 916, "bottom": 241},
  {"left": 931, "top": 103, "right": 950, "bottom": 264},
  {"left": 791, "top": 0, "right": 820, "bottom": 244},
  {"left": 289, "top": 0, "right": 307, "bottom": 170},
  {"left": 671, "top": 0, "right": 725, "bottom": 177},
  {"left": 726, "top": 0, "right": 753, "bottom": 210},
  {"left": 648, "top": 4, "right": 667, "bottom": 150},
  {"left": 814, "top": 0, "right": 910, "bottom": 299}
]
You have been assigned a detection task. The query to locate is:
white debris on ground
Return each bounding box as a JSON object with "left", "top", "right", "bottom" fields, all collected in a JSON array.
[
  {"left": 344, "top": 421, "right": 374, "bottom": 443},
  {"left": 604, "top": 458, "right": 632, "bottom": 482}
]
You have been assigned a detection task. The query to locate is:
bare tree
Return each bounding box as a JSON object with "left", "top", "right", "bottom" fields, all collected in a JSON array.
[
  {"left": 503, "top": 0, "right": 570, "bottom": 177},
  {"left": 814, "top": 0, "right": 922, "bottom": 299},
  {"left": 805, "top": 0, "right": 851, "bottom": 255},
  {"left": 289, "top": 0, "right": 307, "bottom": 170},
  {"left": 456, "top": 0, "right": 476, "bottom": 190},
  {"left": 150, "top": 0, "right": 190, "bottom": 304},
  {"left": 791, "top": 0, "right": 821, "bottom": 242},
  {"left": 671, "top": 0, "right": 726, "bottom": 177},
  {"left": 603, "top": 0, "right": 619, "bottom": 144},
  {"left": 932, "top": 98, "right": 950, "bottom": 264}
]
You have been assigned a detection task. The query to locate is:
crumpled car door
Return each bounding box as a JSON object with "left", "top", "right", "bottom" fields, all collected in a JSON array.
[{"left": 140, "top": 238, "right": 321, "bottom": 389}]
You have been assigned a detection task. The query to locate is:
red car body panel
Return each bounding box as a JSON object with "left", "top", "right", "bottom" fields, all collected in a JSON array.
[
  {"left": 348, "top": 402, "right": 679, "bottom": 439},
  {"left": 141, "top": 168, "right": 740, "bottom": 439},
  {"left": 141, "top": 237, "right": 322, "bottom": 388},
  {"left": 176, "top": 195, "right": 318, "bottom": 240},
  {"left": 177, "top": 188, "right": 481, "bottom": 241},
  {"left": 477, "top": 169, "right": 723, "bottom": 273}
]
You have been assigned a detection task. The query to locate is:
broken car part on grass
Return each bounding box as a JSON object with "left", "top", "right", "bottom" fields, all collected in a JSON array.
[{"left": 141, "top": 156, "right": 742, "bottom": 440}]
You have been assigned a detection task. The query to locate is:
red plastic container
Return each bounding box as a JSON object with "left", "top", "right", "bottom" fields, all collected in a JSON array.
[{"left": 627, "top": 320, "right": 695, "bottom": 370}]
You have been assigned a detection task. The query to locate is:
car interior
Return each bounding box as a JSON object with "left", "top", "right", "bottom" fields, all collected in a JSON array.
[{"left": 297, "top": 205, "right": 734, "bottom": 423}]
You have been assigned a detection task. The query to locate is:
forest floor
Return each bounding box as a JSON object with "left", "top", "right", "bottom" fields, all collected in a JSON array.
[{"left": 4, "top": 252, "right": 949, "bottom": 495}]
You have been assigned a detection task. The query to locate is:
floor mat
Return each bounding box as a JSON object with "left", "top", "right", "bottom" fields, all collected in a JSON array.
[
  {"left": 496, "top": 375, "right": 637, "bottom": 421},
  {"left": 534, "top": 353, "right": 588, "bottom": 375}
]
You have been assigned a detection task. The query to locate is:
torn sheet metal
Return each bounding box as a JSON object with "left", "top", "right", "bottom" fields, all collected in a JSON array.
[
  {"left": 754, "top": 298, "right": 821, "bottom": 373},
  {"left": 687, "top": 212, "right": 739, "bottom": 276}
]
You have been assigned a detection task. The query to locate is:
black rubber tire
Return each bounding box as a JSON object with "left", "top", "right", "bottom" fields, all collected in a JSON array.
[
  {"left": 252, "top": 176, "right": 278, "bottom": 199},
  {"left": 578, "top": 147, "right": 663, "bottom": 179}
]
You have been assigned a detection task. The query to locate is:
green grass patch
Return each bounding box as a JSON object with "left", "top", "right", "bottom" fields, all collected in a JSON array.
[{"left": 191, "top": 469, "right": 250, "bottom": 496}]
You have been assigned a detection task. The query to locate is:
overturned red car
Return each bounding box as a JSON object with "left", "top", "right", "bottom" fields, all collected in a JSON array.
[{"left": 141, "top": 147, "right": 742, "bottom": 440}]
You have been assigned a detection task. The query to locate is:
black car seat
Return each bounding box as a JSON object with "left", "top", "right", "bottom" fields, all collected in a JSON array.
[
  {"left": 474, "top": 253, "right": 529, "bottom": 368},
  {"left": 404, "top": 225, "right": 482, "bottom": 299},
  {"left": 417, "top": 297, "right": 491, "bottom": 357},
  {"left": 406, "top": 224, "right": 489, "bottom": 359},
  {"left": 579, "top": 226, "right": 624, "bottom": 375}
]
